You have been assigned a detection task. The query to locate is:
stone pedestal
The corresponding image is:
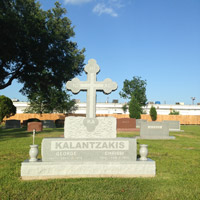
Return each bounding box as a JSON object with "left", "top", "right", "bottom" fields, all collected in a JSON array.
[{"left": 21, "top": 159, "right": 156, "bottom": 180}]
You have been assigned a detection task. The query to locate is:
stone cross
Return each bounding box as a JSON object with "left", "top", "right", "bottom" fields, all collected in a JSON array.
[{"left": 66, "top": 59, "right": 117, "bottom": 131}]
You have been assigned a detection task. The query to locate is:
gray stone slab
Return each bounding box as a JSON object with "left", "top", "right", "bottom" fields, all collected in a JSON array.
[
  {"left": 163, "top": 120, "right": 182, "bottom": 132},
  {"left": 42, "top": 120, "right": 55, "bottom": 128},
  {"left": 136, "top": 119, "right": 147, "bottom": 128},
  {"left": 5, "top": 120, "right": 21, "bottom": 129},
  {"left": 21, "top": 159, "right": 156, "bottom": 180},
  {"left": 64, "top": 116, "right": 116, "bottom": 138},
  {"left": 139, "top": 121, "right": 175, "bottom": 139},
  {"left": 42, "top": 137, "right": 137, "bottom": 162}
]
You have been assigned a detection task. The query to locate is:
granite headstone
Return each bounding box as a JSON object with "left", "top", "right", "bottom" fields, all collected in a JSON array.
[
  {"left": 21, "top": 59, "right": 156, "bottom": 179},
  {"left": 27, "top": 122, "right": 43, "bottom": 132},
  {"left": 139, "top": 121, "right": 175, "bottom": 139},
  {"left": 5, "top": 120, "right": 21, "bottom": 129},
  {"left": 117, "top": 118, "right": 138, "bottom": 132},
  {"left": 42, "top": 120, "right": 55, "bottom": 128}
]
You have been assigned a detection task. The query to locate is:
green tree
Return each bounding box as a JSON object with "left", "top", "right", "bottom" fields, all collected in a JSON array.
[
  {"left": 122, "top": 103, "right": 128, "bottom": 114},
  {"left": 0, "top": 0, "right": 85, "bottom": 98},
  {"left": 0, "top": 95, "right": 16, "bottom": 122},
  {"left": 25, "top": 87, "right": 77, "bottom": 114},
  {"left": 119, "top": 76, "right": 147, "bottom": 107},
  {"left": 150, "top": 106, "right": 157, "bottom": 121},
  {"left": 129, "top": 96, "right": 142, "bottom": 119}
]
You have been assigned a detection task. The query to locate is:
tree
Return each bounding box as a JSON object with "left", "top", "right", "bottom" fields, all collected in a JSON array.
[
  {"left": 25, "top": 87, "right": 77, "bottom": 114},
  {"left": 150, "top": 106, "right": 157, "bottom": 121},
  {"left": 129, "top": 96, "right": 142, "bottom": 119},
  {"left": 122, "top": 103, "right": 128, "bottom": 114},
  {"left": 119, "top": 76, "right": 147, "bottom": 107},
  {"left": 0, "top": 0, "right": 85, "bottom": 97},
  {"left": 0, "top": 95, "right": 16, "bottom": 122}
]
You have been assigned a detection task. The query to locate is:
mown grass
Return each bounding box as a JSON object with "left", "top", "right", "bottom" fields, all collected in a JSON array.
[{"left": 0, "top": 125, "right": 200, "bottom": 200}]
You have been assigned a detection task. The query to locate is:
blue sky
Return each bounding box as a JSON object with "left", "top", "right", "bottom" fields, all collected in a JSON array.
[{"left": 1, "top": 0, "right": 200, "bottom": 104}]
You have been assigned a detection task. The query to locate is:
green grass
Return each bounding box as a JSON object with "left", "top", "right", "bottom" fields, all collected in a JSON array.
[{"left": 0, "top": 125, "right": 200, "bottom": 200}]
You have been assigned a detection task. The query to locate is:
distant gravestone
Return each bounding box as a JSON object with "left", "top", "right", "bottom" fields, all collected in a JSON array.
[
  {"left": 117, "top": 118, "right": 138, "bottom": 132},
  {"left": 27, "top": 122, "right": 43, "bottom": 132},
  {"left": 163, "top": 120, "right": 182, "bottom": 132},
  {"left": 55, "top": 119, "right": 64, "bottom": 128},
  {"left": 136, "top": 119, "right": 147, "bottom": 128},
  {"left": 5, "top": 120, "right": 21, "bottom": 129},
  {"left": 139, "top": 121, "right": 175, "bottom": 139},
  {"left": 42, "top": 120, "right": 55, "bottom": 128}
]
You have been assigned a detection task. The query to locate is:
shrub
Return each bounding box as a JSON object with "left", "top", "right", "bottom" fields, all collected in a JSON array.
[
  {"left": 169, "top": 110, "right": 180, "bottom": 115},
  {"left": 129, "top": 96, "right": 142, "bottom": 119},
  {"left": 150, "top": 106, "right": 157, "bottom": 121}
]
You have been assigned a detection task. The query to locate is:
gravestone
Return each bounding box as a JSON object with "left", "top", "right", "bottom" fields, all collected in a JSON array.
[
  {"left": 55, "top": 119, "right": 64, "bottom": 128},
  {"left": 117, "top": 118, "right": 139, "bottom": 132},
  {"left": 136, "top": 119, "right": 147, "bottom": 128},
  {"left": 21, "top": 59, "right": 156, "bottom": 179},
  {"left": 42, "top": 120, "right": 55, "bottom": 128},
  {"left": 27, "top": 122, "right": 43, "bottom": 132},
  {"left": 163, "top": 120, "right": 182, "bottom": 132},
  {"left": 5, "top": 120, "right": 21, "bottom": 129},
  {"left": 139, "top": 121, "right": 175, "bottom": 139}
]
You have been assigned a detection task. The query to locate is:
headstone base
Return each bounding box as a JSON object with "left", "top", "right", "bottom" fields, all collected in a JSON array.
[{"left": 21, "top": 159, "right": 156, "bottom": 180}]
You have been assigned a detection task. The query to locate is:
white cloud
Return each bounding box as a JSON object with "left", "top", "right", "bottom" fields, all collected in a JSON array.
[
  {"left": 64, "top": 0, "right": 92, "bottom": 5},
  {"left": 93, "top": 3, "right": 118, "bottom": 17},
  {"left": 108, "top": 0, "right": 124, "bottom": 9}
]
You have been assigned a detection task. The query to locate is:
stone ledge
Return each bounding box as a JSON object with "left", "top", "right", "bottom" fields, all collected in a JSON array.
[
  {"left": 21, "top": 159, "right": 156, "bottom": 180},
  {"left": 136, "top": 136, "right": 176, "bottom": 140}
]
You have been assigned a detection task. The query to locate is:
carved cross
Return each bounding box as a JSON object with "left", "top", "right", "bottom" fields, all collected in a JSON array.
[{"left": 66, "top": 59, "right": 117, "bottom": 131}]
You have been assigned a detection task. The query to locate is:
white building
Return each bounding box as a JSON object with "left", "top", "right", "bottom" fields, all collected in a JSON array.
[{"left": 12, "top": 100, "right": 200, "bottom": 115}]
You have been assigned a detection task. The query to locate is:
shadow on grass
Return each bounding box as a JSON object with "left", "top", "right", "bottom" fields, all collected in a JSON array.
[
  {"left": 0, "top": 128, "right": 64, "bottom": 141},
  {"left": 0, "top": 128, "right": 32, "bottom": 141}
]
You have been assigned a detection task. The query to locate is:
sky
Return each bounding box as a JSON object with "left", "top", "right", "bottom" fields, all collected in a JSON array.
[{"left": 1, "top": 0, "right": 200, "bottom": 105}]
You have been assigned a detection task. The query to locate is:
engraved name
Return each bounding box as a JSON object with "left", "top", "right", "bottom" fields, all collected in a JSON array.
[
  {"left": 51, "top": 141, "right": 129, "bottom": 151},
  {"left": 148, "top": 126, "right": 162, "bottom": 129}
]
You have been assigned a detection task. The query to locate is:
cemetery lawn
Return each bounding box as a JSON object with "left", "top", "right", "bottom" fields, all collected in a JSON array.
[{"left": 0, "top": 126, "right": 200, "bottom": 200}]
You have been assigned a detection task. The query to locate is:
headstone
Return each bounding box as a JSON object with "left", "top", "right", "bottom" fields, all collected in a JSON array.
[
  {"left": 117, "top": 118, "right": 139, "bottom": 132},
  {"left": 21, "top": 59, "right": 156, "bottom": 179},
  {"left": 27, "top": 122, "right": 43, "bottom": 132},
  {"left": 136, "top": 119, "right": 147, "bottom": 128},
  {"left": 5, "top": 120, "right": 21, "bottom": 129},
  {"left": 42, "top": 120, "right": 55, "bottom": 128},
  {"left": 163, "top": 120, "right": 182, "bottom": 132},
  {"left": 55, "top": 119, "right": 64, "bottom": 128},
  {"left": 139, "top": 121, "right": 175, "bottom": 139}
]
